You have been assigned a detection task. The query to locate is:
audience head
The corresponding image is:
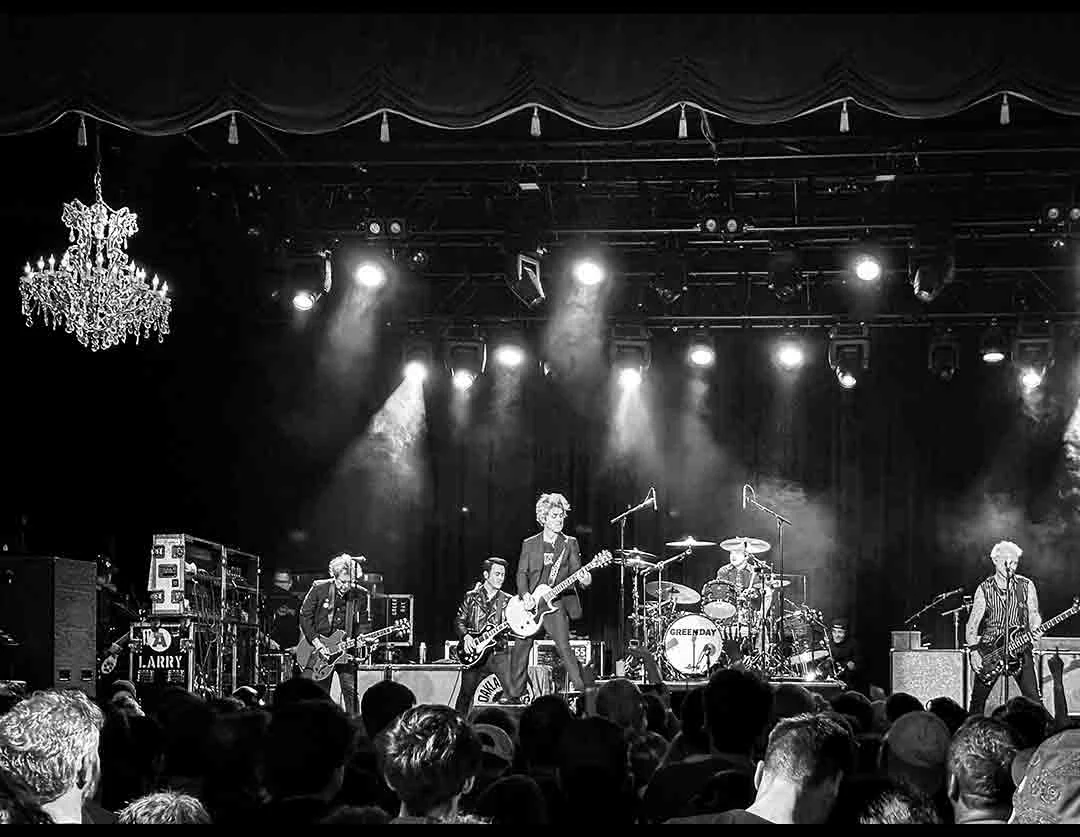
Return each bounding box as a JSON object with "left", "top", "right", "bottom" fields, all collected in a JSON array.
[
  {"left": 469, "top": 707, "right": 516, "bottom": 740},
  {"left": 755, "top": 712, "right": 855, "bottom": 822},
  {"left": 831, "top": 690, "right": 873, "bottom": 735},
  {"left": 676, "top": 686, "right": 710, "bottom": 753},
  {"left": 117, "top": 791, "right": 211, "bottom": 824},
  {"left": 596, "top": 678, "right": 645, "bottom": 733},
  {"left": 642, "top": 692, "right": 672, "bottom": 739},
  {"left": 946, "top": 715, "right": 1017, "bottom": 819},
  {"left": 881, "top": 710, "right": 951, "bottom": 798},
  {"left": 885, "top": 691, "right": 924, "bottom": 724},
  {"left": 474, "top": 774, "right": 549, "bottom": 825},
  {"left": 772, "top": 683, "right": 818, "bottom": 723},
  {"left": 265, "top": 699, "right": 353, "bottom": 800},
  {"left": 0, "top": 766, "right": 51, "bottom": 824},
  {"left": 927, "top": 695, "right": 968, "bottom": 736},
  {"left": 703, "top": 668, "right": 773, "bottom": 756},
  {"left": 0, "top": 689, "right": 103, "bottom": 807},
  {"left": 360, "top": 680, "right": 416, "bottom": 739},
  {"left": 992, "top": 695, "right": 1051, "bottom": 751},
  {"left": 830, "top": 775, "right": 942, "bottom": 824},
  {"left": 556, "top": 717, "right": 633, "bottom": 819},
  {"left": 517, "top": 695, "right": 573, "bottom": 770},
  {"left": 318, "top": 805, "right": 392, "bottom": 824},
  {"left": 1010, "top": 729, "right": 1080, "bottom": 824},
  {"left": 681, "top": 769, "right": 755, "bottom": 818},
  {"left": 378, "top": 705, "right": 482, "bottom": 819},
  {"left": 472, "top": 723, "right": 514, "bottom": 778},
  {"left": 271, "top": 676, "right": 332, "bottom": 708}
]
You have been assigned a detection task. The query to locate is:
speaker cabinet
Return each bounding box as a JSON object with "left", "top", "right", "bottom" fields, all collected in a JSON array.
[
  {"left": 353, "top": 664, "right": 463, "bottom": 707},
  {"left": 1040, "top": 651, "right": 1080, "bottom": 717},
  {"left": 890, "top": 650, "right": 966, "bottom": 707},
  {"left": 0, "top": 556, "right": 97, "bottom": 696}
]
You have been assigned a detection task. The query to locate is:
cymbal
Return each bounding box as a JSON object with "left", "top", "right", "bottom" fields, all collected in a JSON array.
[
  {"left": 359, "top": 573, "right": 383, "bottom": 584},
  {"left": 644, "top": 580, "right": 701, "bottom": 605},
  {"left": 616, "top": 557, "right": 657, "bottom": 572},
  {"left": 762, "top": 578, "right": 791, "bottom": 588},
  {"left": 616, "top": 548, "right": 657, "bottom": 560},
  {"left": 665, "top": 536, "right": 718, "bottom": 549},
  {"left": 719, "top": 536, "right": 771, "bottom": 554}
]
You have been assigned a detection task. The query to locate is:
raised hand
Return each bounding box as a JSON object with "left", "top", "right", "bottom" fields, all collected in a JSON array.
[{"left": 1049, "top": 651, "right": 1065, "bottom": 680}]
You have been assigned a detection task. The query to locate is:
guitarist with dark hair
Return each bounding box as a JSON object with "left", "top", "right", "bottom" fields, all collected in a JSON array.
[
  {"left": 453, "top": 556, "right": 513, "bottom": 712},
  {"left": 965, "top": 540, "right": 1042, "bottom": 715}
]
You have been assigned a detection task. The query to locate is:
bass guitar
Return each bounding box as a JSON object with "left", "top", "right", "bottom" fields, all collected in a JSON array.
[
  {"left": 974, "top": 596, "right": 1080, "bottom": 686},
  {"left": 295, "top": 618, "right": 409, "bottom": 681},
  {"left": 504, "top": 550, "right": 613, "bottom": 637}
]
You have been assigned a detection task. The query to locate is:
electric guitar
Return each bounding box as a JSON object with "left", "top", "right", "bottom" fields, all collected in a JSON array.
[
  {"left": 974, "top": 596, "right": 1080, "bottom": 685},
  {"left": 295, "top": 619, "right": 409, "bottom": 681},
  {"left": 504, "top": 550, "right": 614, "bottom": 637},
  {"left": 455, "top": 618, "right": 514, "bottom": 669}
]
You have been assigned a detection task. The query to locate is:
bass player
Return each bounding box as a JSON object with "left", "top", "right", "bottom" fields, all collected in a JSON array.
[
  {"left": 453, "top": 556, "right": 514, "bottom": 712},
  {"left": 965, "top": 540, "right": 1042, "bottom": 715},
  {"left": 503, "top": 492, "right": 592, "bottom": 704}
]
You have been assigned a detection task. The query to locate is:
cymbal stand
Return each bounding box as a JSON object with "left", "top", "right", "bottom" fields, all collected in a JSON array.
[
  {"left": 942, "top": 600, "right": 972, "bottom": 650},
  {"left": 611, "top": 490, "right": 657, "bottom": 661},
  {"left": 743, "top": 486, "right": 793, "bottom": 677}
]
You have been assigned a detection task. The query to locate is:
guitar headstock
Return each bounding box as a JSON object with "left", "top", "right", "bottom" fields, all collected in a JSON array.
[{"left": 589, "top": 550, "right": 614, "bottom": 569}]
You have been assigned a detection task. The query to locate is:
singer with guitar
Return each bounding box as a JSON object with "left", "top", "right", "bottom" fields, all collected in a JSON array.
[
  {"left": 503, "top": 493, "right": 593, "bottom": 705},
  {"left": 453, "top": 557, "right": 514, "bottom": 712},
  {"left": 965, "top": 540, "right": 1042, "bottom": 715},
  {"left": 298, "top": 553, "right": 371, "bottom": 713}
]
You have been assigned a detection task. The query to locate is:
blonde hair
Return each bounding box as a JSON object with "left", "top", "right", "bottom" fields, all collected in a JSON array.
[
  {"left": 990, "top": 541, "right": 1022, "bottom": 561},
  {"left": 535, "top": 493, "right": 571, "bottom": 528},
  {"left": 328, "top": 554, "right": 357, "bottom": 577}
]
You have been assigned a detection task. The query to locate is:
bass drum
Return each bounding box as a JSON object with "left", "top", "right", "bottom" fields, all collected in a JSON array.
[{"left": 663, "top": 614, "right": 723, "bottom": 677}]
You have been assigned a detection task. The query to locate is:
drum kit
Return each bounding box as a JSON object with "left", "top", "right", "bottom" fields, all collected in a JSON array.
[{"left": 616, "top": 535, "right": 834, "bottom": 681}]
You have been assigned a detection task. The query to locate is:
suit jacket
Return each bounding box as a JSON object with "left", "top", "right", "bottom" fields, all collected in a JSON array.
[
  {"left": 298, "top": 579, "right": 369, "bottom": 643},
  {"left": 516, "top": 532, "right": 584, "bottom": 620}
]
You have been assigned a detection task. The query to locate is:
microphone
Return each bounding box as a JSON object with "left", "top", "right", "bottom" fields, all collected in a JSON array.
[
  {"left": 649, "top": 487, "right": 658, "bottom": 511},
  {"left": 937, "top": 587, "right": 964, "bottom": 599}
]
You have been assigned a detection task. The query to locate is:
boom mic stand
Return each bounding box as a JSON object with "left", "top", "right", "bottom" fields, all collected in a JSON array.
[
  {"left": 743, "top": 485, "right": 793, "bottom": 675},
  {"left": 611, "top": 489, "right": 656, "bottom": 662}
]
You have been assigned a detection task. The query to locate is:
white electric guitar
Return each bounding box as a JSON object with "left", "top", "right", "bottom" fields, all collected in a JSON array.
[{"left": 505, "top": 550, "right": 613, "bottom": 637}]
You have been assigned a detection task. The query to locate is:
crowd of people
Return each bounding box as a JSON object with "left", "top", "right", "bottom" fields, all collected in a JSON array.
[{"left": 0, "top": 658, "right": 1077, "bottom": 824}]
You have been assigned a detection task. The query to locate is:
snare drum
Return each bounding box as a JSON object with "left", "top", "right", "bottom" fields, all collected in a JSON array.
[{"left": 663, "top": 614, "right": 722, "bottom": 676}]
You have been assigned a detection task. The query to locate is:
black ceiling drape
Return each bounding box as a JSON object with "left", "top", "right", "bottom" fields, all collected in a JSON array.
[{"left": 4, "top": 13, "right": 1080, "bottom": 136}]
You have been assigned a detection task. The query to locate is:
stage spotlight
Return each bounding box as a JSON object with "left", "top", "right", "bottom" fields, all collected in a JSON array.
[
  {"left": 609, "top": 324, "right": 651, "bottom": 388},
  {"left": 387, "top": 218, "right": 406, "bottom": 237},
  {"left": 1013, "top": 322, "right": 1053, "bottom": 390},
  {"left": 1044, "top": 204, "right": 1065, "bottom": 224},
  {"left": 910, "top": 223, "right": 956, "bottom": 303},
  {"left": 928, "top": 331, "right": 961, "bottom": 382},
  {"left": 572, "top": 258, "right": 606, "bottom": 286},
  {"left": 767, "top": 249, "right": 804, "bottom": 303},
  {"left": 1020, "top": 367, "right": 1044, "bottom": 391},
  {"left": 365, "top": 219, "right": 384, "bottom": 237},
  {"left": 1069, "top": 206, "right": 1080, "bottom": 223},
  {"left": 444, "top": 331, "right": 487, "bottom": 392},
  {"left": 494, "top": 343, "right": 526, "bottom": 368},
  {"left": 401, "top": 336, "right": 434, "bottom": 381},
  {"left": 292, "top": 290, "right": 315, "bottom": 311},
  {"left": 409, "top": 249, "right": 429, "bottom": 269},
  {"left": 686, "top": 331, "right": 715, "bottom": 368},
  {"left": 828, "top": 324, "right": 870, "bottom": 390},
  {"left": 701, "top": 214, "right": 744, "bottom": 237},
  {"left": 775, "top": 335, "right": 806, "bottom": 371},
  {"left": 506, "top": 252, "right": 545, "bottom": 308},
  {"left": 979, "top": 325, "right": 1008, "bottom": 364},
  {"left": 354, "top": 262, "right": 387, "bottom": 289},
  {"left": 853, "top": 254, "right": 882, "bottom": 282}
]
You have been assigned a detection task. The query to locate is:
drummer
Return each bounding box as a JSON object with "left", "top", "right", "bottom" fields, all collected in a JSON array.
[{"left": 710, "top": 539, "right": 769, "bottom": 619}]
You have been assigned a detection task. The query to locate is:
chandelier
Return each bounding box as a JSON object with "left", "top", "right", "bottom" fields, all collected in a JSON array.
[{"left": 20, "top": 165, "right": 171, "bottom": 351}]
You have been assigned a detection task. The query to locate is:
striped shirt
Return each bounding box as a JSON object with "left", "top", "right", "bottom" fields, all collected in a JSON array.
[{"left": 965, "top": 573, "right": 1041, "bottom": 646}]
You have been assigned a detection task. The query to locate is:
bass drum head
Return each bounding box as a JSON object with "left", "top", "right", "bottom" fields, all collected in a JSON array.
[{"left": 663, "top": 614, "right": 722, "bottom": 676}]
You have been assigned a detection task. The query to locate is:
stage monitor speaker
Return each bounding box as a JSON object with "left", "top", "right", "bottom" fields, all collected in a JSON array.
[
  {"left": 0, "top": 556, "right": 97, "bottom": 697},
  {"left": 384, "top": 664, "right": 462, "bottom": 707},
  {"left": 890, "top": 650, "right": 966, "bottom": 708},
  {"left": 1040, "top": 651, "right": 1080, "bottom": 717}
]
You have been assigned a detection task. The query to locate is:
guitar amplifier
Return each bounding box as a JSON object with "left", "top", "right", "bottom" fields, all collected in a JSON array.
[
  {"left": 890, "top": 650, "right": 967, "bottom": 707},
  {"left": 372, "top": 595, "right": 413, "bottom": 647},
  {"left": 536, "top": 639, "right": 605, "bottom": 690}
]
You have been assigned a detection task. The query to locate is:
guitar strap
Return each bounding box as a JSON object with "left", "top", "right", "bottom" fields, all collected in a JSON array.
[{"left": 548, "top": 538, "right": 567, "bottom": 585}]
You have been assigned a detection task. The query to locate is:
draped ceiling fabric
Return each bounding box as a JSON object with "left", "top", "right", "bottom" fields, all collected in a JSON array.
[{"left": 3, "top": 13, "right": 1080, "bottom": 137}]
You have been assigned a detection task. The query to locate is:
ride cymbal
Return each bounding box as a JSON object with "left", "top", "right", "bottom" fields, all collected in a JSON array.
[{"left": 665, "top": 536, "right": 718, "bottom": 548}]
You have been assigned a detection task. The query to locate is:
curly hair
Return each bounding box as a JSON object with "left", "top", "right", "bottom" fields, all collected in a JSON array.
[
  {"left": 117, "top": 792, "right": 211, "bottom": 824},
  {"left": 947, "top": 716, "right": 1018, "bottom": 809},
  {"left": 328, "top": 553, "right": 358, "bottom": 577},
  {"left": 0, "top": 690, "right": 103, "bottom": 803},
  {"left": 377, "top": 705, "right": 482, "bottom": 817},
  {"left": 535, "top": 493, "right": 571, "bottom": 528}
]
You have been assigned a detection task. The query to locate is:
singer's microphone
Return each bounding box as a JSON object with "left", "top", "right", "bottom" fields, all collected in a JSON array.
[
  {"left": 649, "top": 487, "right": 658, "bottom": 511},
  {"left": 742, "top": 485, "right": 748, "bottom": 510}
]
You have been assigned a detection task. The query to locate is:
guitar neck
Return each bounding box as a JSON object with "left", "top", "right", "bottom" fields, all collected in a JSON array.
[
  {"left": 546, "top": 561, "right": 595, "bottom": 599},
  {"left": 347, "top": 626, "right": 397, "bottom": 649},
  {"left": 1004, "top": 607, "right": 1077, "bottom": 655}
]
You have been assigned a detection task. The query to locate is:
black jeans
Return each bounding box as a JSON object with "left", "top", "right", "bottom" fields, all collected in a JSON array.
[
  {"left": 303, "top": 664, "right": 358, "bottom": 714},
  {"left": 969, "top": 649, "right": 1040, "bottom": 715},
  {"left": 507, "top": 606, "right": 586, "bottom": 697},
  {"left": 455, "top": 650, "right": 512, "bottom": 714}
]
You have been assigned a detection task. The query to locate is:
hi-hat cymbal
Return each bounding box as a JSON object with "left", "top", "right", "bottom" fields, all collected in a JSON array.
[
  {"left": 719, "top": 536, "right": 771, "bottom": 554},
  {"left": 762, "top": 578, "right": 790, "bottom": 588},
  {"left": 616, "top": 548, "right": 657, "bottom": 560},
  {"left": 665, "top": 536, "right": 718, "bottom": 549},
  {"left": 644, "top": 580, "right": 701, "bottom": 605}
]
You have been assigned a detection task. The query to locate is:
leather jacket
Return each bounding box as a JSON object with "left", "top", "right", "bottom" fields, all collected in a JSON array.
[{"left": 454, "top": 584, "right": 511, "bottom": 645}]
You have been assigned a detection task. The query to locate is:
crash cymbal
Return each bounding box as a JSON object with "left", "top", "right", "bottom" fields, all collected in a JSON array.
[
  {"left": 616, "top": 548, "right": 657, "bottom": 560},
  {"left": 665, "top": 536, "right": 718, "bottom": 549},
  {"left": 719, "top": 536, "right": 771, "bottom": 554},
  {"left": 616, "top": 557, "right": 657, "bottom": 572},
  {"left": 644, "top": 580, "right": 701, "bottom": 605}
]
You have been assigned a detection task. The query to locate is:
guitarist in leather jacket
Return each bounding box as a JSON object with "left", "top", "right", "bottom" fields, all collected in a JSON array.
[
  {"left": 965, "top": 540, "right": 1042, "bottom": 715},
  {"left": 298, "top": 554, "right": 371, "bottom": 712},
  {"left": 504, "top": 492, "right": 592, "bottom": 704},
  {"left": 453, "top": 557, "right": 513, "bottom": 713}
]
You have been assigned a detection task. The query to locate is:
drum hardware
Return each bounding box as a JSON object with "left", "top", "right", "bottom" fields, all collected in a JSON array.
[
  {"left": 665, "top": 536, "right": 719, "bottom": 549},
  {"left": 644, "top": 580, "right": 701, "bottom": 606},
  {"left": 612, "top": 488, "right": 661, "bottom": 662}
]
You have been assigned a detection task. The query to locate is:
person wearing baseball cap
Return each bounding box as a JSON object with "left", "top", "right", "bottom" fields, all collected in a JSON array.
[
  {"left": 964, "top": 540, "right": 1042, "bottom": 716},
  {"left": 828, "top": 617, "right": 866, "bottom": 696},
  {"left": 1010, "top": 729, "right": 1080, "bottom": 823}
]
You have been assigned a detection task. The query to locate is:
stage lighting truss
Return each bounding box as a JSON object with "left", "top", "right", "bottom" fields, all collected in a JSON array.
[
  {"left": 401, "top": 334, "right": 435, "bottom": 381},
  {"left": 979, "top": 324, "right": 1009, "bottom": 364},
  {"left": 700, "top": 213, "right": 745, "bottom": 237},
  {"left": 444, "top": 329, "right": 487, "bottom": 391},
  {"left": 362, "top": 217, "right": 408, "bottom": 239},
  {"left": 827, "top": 324, "right": 870, "bottom": 389},
  {"left": 927, "top": 330, "right": 961, "bottom": 382},
  {"left": 685, "top": 329, "right": 715, "bottom": 368},
  {"left": 609, "top": 324, "right": 652, "bottom": 383},
  {"left": 766, "top": 249, "right": 804, "bottom": 303},
  {"left": 1013, "top": 321, "right": 1054, "bottom": 390}
]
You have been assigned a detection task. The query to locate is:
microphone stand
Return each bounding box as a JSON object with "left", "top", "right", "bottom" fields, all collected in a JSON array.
[
  {"left": 743, "top": 487, "right": 792, "bottom": 672},
  {"left": 1003, "top": 568, "right": 1013, "bottom": 705},
  {"left": 611, "top": 492, "right": 655, "bottom": 660}
]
